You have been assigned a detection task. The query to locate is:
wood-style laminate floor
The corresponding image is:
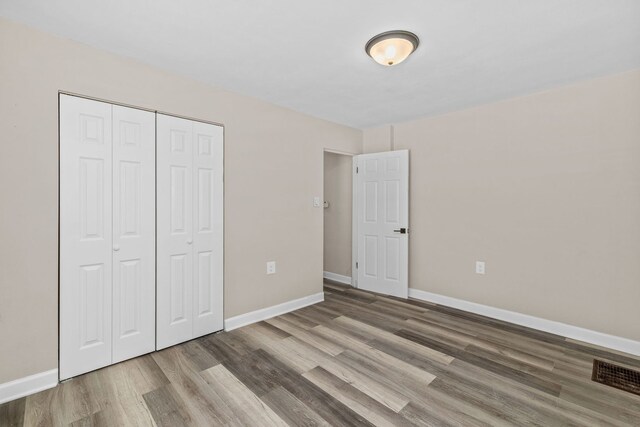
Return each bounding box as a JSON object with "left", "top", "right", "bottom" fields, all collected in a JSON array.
[{"left": 2, "top": 282, "right": 640, "bottom": 426}]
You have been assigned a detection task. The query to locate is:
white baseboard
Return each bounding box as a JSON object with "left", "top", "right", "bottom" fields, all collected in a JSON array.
[
  {"left": 0, "top": 369, "right": 58, "bottom": 404},
  {"left": 409, "top": 288, "right": 640, "bottom": 357},
  {"left": 323, "top": 271, "right": 352, "bottom": 285},
  {"left": 224, "top": 292, "right": 325, "bottom": 331}
]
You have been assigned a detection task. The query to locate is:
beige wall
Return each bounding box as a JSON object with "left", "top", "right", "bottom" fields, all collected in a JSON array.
[
  {"left": 0, "top": 18, "right": 362, "bottom": 384},
  {"left": 362, "top": 125, "right": 393, "bottom": 153},
  {"left": 363, "top": 70, "right": 640, "bottom": 342},
  {"left": 362, "top": 125, "right": 392, "bottom": 153},
  {"left": 323, "top": 152, "right": 353, "bottom": 277}
]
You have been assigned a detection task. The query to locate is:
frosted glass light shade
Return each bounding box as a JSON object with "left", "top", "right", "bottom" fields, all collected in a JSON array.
[{"left": 365, "top": 30, "right": 419, "bottom": 66}]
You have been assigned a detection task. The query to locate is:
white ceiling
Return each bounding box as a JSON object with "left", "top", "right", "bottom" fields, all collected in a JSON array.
[{"left": 1, "top": 0, "right": 639, "bottom": 128}]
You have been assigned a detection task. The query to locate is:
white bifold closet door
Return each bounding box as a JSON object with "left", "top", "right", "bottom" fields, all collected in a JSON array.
[
  {"left": 156, "top": 114, "right": 224, "bottom": 350},
  {"left": 60, "top": 95, "right": 155, "bottom": 380}
]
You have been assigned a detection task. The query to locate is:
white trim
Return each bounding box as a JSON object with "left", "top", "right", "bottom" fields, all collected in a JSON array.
[
  {"left": 323, "top": 271, "right": 352, "bottom": 285},
  {"left": 224, "top": 292, "right": 324, "bottom": 331},
  {"left": 323, "top": 147, "right": 357, "bottom": 156},
  {"left": 409, "top": 288, "right": 640, "bottom": 356},
  {"left": 352, "top": 156, "right": 358, "bottom": 288},
  {"left": 0, "top": 369, "right": 58, "bottom": 404}
]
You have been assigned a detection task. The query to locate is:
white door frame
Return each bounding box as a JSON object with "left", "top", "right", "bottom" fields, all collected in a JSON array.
[{"left": 351, "top": 155, "right": 358, "bottom": 288}]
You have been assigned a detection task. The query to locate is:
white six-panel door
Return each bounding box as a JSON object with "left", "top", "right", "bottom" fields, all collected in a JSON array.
[
  {"left": 111, "top": 105, "right": 156, "bottom": 363},
  {"left": 354, "top": 150, "right": 409, "bottom": 298},
  {"left": 156, "top": 114, "right": 223, "bottom": 349},
  {"left": 60, "top": 95, "right": 156, "bottom": 380},
  {"left": 60, "top": 95, "right": 114, "bottom": 379},
  {"left": 61, "top": 96, "right": 222, "bottom": 378},
  {"left": 192, "top": 121, "right": 224, "bottom": 338},
  {"left": 156, "top": 115, "right": 193, "bottom": 349}
]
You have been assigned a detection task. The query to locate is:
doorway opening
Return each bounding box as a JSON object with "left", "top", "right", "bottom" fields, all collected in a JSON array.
[{"left": 323, "top": 150, "right": 354, "bottom": 287}]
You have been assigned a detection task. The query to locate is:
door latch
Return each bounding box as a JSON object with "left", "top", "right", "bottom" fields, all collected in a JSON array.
[{"left": 393, "top": 228, "right": 407, "bottom": 234}]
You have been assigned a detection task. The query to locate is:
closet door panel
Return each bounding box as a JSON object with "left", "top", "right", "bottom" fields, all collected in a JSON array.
[
  {"left": 157, "top": 114, "right": 194, "bottom": 349},
  {"left": 193, "top": 122, "right": 224, "bottom": 337},
  {"left": 60, "top": 95, "right": 113, "bottom": 380},
  {"left": 112, "top": 105, "right": 156, "bottom": 362}
]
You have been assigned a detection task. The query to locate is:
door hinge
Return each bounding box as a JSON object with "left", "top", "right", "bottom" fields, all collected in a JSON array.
[
  {"left": 356, "top": 166, "right": 359, "bottom": 173},
  {"left": 356, "top": 261, "right": 358, "bottom": 269}
]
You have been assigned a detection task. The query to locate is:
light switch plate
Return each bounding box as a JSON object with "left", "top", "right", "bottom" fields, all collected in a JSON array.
[{"left": 266, "top": 261, "right": 276, "bottom": 275}]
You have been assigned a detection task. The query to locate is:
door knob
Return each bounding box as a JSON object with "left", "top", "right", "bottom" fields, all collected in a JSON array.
[
  {"left": 393, "top": 228, "right": 408, "bottom": 234},
  {"left": 113, "top": 244, "right": 120, "bottom": 251},
  {"left": 187, "top": 239, "right": 193, "bottom": 245}
]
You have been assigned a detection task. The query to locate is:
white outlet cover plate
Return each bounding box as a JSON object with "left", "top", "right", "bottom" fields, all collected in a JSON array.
[
  {"left": 267, "top": 261, "right": 276, "bottom": 274},
  {"left": 475, "top": 261, "right": 485, "bottom": 274}
]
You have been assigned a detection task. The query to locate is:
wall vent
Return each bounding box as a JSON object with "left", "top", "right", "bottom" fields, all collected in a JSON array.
[{"left": 592, "top": 359, "right": 640, "bottom": 396}]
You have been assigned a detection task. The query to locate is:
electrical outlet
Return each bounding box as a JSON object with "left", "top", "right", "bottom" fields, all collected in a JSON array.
[
  {"left": 266, "top": 261, "right": 276, "bottom": 275},
  {"left": 313, "top": 196, "right": 321, "bottom": 207},
  {"left": 475, "top": 261, "right": 485, "bottom": 275}
]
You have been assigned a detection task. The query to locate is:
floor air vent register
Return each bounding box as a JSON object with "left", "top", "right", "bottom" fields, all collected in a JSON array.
[{"left": 592, "top": 359, "right": 640, "bottom": 396}]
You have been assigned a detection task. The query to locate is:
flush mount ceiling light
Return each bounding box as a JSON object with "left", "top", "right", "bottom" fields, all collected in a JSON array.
[{"left": 365, "top": 30, "right": 419, "bottom": 66}]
